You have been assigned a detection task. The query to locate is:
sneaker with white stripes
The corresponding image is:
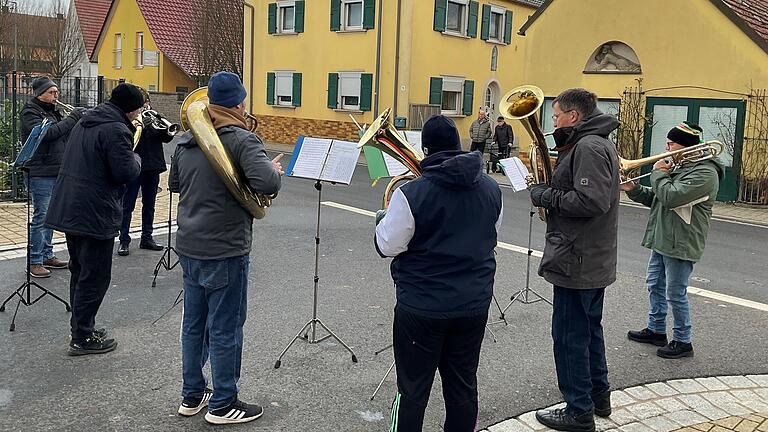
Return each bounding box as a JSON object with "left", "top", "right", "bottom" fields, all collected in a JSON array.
[
  {"left": 178, "top": 388, "right": 213, "bottom": 417},
  {"left": 204, "top": 399, "right": 264, "bottom": 425}
]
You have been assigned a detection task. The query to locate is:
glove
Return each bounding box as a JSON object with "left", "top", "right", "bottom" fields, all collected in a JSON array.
[
  {"left": 529, "top": 183, "right": 553, "bottom": 209},
  {"left": 375, "top": 209, "right": 387, "bottom": 226},
  {"left": 68, "top": 107, "right": 88, "bottom": 120}
]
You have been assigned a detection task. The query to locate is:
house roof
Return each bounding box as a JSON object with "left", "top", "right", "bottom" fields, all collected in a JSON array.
[
  {"left": 518, "top": 0, "right": 768, "bottom": 54},
  {"left": 73, "top": 0, "right": 112, "bottom": 59}
]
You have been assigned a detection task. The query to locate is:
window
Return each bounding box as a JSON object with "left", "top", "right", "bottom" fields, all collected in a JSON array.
[
  {"left": 113, "top": 33, "right": 122, "bottom": 68},
  {"left": 339, "top": 72, "right": 362, "bottom": 110},
  {"left": 342, "top": 0, "right": 363, "bottom": 30},
  {"left": 275, "top": 71, "right": 294, "bottom": 106},
  {"left": 135, "top": 32, "right": 144, "bottom": 68},
  {"left": 489, "top": 7, "right": 503, "bottom": 42},
  {"left": 446, "top": 0, "right": 467, "bottom": 34},
  {"left": 441, "top": 77, "right": 464, "bottom": 115},
  {"left": 278, "top": 1, "right": 295, "bottom": 32},
  {"left": 490, "top": 45, "right": 498, "bottom": 71}
]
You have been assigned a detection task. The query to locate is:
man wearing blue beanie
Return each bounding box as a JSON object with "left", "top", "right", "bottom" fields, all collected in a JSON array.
[
  {"left": 170, "top": 71, "right": 283, "bottom": 425},
  {"left": 374, "top": 115, "right": 503, "bottom": 431}
]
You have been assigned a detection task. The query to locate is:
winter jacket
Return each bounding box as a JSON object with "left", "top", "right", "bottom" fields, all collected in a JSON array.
[
  {"left": 45, "top": 102, "right": 141, "bottom": 239},
  {"left": 134, "top": 121, "right": 173, "bottom": 172},
  {"left": 20, "top": 97, "right": 83, "bottom": 177},
  {"left": 375, "top": 150, "right": 503, "bottom": 318},
  {"left": 169, "top": 126, "right": 281, "bottom": 260},
  {"left": 537, "top": 110, "right": 620, "bottom": 289},
  {"left": 493, "top": 123, "right": 515, "bottom": 148},
  {"left": 626, "top": 158, "right": 724, "bottom": 262},
  {"left": 469, "top": 118, "right": 492, "bottom": 145}
]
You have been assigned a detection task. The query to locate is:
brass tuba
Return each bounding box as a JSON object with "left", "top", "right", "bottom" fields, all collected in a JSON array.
[
  {"left": 357, "top": 108, "right": 424, "bottom": 208},
  {"left": 132, "top": 117, "right": 143, "bottom": 150},
  {"left": 500, "top": 85, "right": 552, "bottom": 222},
  {"left": 180, "top": 87, "right": 276, "bottom": 220}
]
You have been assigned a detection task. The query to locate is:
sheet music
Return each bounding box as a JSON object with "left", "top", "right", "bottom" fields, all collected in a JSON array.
[
  {"left": 404, "top": 131, "right": 423, "bottom": 153},
  {"left": 383, "top": 153, "right": 409, "bottom": 176},
  {"left": 290, "top": 137, "right": 332, "bottom": 180},
  {"left": 321, "top": 140, "right": 360, "bottom": 185},
  {"left": 499, "top": 157, "right": 530, "bottom": 192}
]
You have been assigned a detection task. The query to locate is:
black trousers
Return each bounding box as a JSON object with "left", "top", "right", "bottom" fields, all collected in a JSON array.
[
  {"left": 391, "top": 306, "right": 488, "bottom": 432},
  {"left": 66, "top": 234, "right": 115, "bottom": 343},
  {"left": 470, "top": 141, "right": 486, "bottom": 154}
]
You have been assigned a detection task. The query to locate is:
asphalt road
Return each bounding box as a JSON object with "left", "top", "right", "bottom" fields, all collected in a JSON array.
[{"left": 0, "top": 152, "right": 765, "bottom": 432}]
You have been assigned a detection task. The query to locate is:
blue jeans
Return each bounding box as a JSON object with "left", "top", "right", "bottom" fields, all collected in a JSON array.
[
  {"left": 552, "top": 286, "right": 609, "bottom": 416},
  {"left": 119, "top": 171, "right": 160, "bottom": 244},
  {"left": 180, "top": 254, "right": 249, "bottom": 411},
  {"left": 25, "top": 176, "right": 56, "bottom": 265},
  {"left": 646, "top": 250, "right": 694, "bottom": 344}
]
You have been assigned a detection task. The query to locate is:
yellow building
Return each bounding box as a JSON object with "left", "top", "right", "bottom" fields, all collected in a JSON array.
[
  {"left": 92, "top": 0, "right": 197, "bottom": 94},
  {"left": 243, "top": 0, "right": 542, "bottom": 146},
  {"left": 517, "top": 0, "right": 768, "bottom": 203}
]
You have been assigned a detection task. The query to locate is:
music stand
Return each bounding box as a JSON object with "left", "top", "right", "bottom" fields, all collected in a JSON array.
[
  {"left": 151, "top": 188, "right": 179, "bottom": 288},
  {"left": 274, "top": 180, "right": 357, "bottom": 368},
  {"left": 1, "top": 169, "right": 71, "bottom": 331}
]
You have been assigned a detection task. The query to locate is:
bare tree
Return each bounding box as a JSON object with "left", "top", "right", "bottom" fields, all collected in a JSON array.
[
  {"left": 616, "top": 78, "right": 654, "bottom": 161},
  {"left": 191, "top": 0, "right": 243, "bottom": 85},
  {"left": 42, "top": 0, "right": 81, "bottom": 77}
]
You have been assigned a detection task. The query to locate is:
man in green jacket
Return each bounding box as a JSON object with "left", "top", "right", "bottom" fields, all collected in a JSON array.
[{"left": 622, "top": 121, "right": 724, "bottom": 359}]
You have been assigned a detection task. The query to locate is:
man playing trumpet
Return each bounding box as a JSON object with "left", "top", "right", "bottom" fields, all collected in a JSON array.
[{"left": 623, "top": 122, "right": 724, "bottom": 359}]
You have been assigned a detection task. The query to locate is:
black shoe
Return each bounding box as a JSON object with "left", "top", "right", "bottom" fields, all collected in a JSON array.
[
  {"left": 536, "top": 408, "right": 595, "bottom": 432},
  {"left": 117, "top": 242, "right": 129, "bottom": 256},
  {"left": 592, "top": 391, "right": 611, "bottom": 417},
  {"left": 657, "top": 340, "right": 694, "bottom": 359},
  {"left": 139, "top": 239, "right": 164, "bottom": 251},
  {"left": 627, "top": 328, "right": 667, "bottom": 347},
  {"left": 92, "top": 328, "right": 108, "bottom": 341},
  {"left": 178, "top": 388, "right": 213, "bottom": 417},
  {"left": 205, "top": 399, "right": 264, "bottom": 425},
  {"left": 68, "top": 336, "right": 118, "bottom": 356}
]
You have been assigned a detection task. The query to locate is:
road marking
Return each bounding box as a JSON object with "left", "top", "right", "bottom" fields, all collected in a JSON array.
[{"left": 322, "top": 200, "right": 768, "bottom": 313}]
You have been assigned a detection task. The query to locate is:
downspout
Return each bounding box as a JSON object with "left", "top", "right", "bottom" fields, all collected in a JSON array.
[
  {"left": 373, "top": 0, "right": 384, "bottom": 116},
  {"left": 392, "top": 0, "right": 402, "bottom": 118},
  {"left": 243, "top": 1, "right": 255, "bottom": 114}
]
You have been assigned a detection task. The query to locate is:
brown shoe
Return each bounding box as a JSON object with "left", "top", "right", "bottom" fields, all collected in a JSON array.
[
  {"left": 43, "top": 256, "right": 68, "bottom": 269},
  {"left": 29, "top": 264, "right": 52, "bottom": 278}
]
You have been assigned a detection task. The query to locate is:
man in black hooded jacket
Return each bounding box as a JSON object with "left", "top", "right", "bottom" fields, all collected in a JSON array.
[
  {"left": 375, "top": 115, "right": 503, "bottom": 432},
  {"left": 530, "top": 89, "right": 620, "bottom": 432},
  {"left": 46, "top": 83, "right": 143, "bottom": 356}
]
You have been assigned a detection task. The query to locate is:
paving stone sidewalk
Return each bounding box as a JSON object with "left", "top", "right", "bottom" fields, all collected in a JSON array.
[{"left": 484, "top": 375, "right": 768, "bottom": 432}]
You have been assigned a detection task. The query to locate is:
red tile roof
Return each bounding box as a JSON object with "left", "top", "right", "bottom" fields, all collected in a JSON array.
[
  {"left": 722, "top": 0, "right": 768, "bottom": 43},
  {"left": 74, "top": 0, "right": 112, "bottom": 59}
]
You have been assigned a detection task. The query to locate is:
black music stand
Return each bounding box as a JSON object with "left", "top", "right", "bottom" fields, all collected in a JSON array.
[
  {"left": 151, "top": 188, "right": 179, "bottom": 288},
  {"left": 274, "top": 180, "right": 357, "bottom": 368},
  {"left": 1, "top": 169, "right": 71, "bottom": 331}
]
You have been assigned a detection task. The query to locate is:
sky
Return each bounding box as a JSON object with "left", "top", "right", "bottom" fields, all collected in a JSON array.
[{"left": 17, "top": 0, "right": 70, "bottom": 14}]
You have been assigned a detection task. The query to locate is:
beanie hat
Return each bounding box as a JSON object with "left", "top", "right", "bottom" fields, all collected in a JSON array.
[
  {"left": 667, "top": 121, "right": 703, "bottom": 147},
  {"left": 422, "top": 115, "right": 461, "bottom": 156},
  {"left": 109, "top": 83, "right": 145, "bottom": 113},
  {"left": 32, "top": 76, "right": 57, "bottom": 97},
  {"left": 208, "top": 71, "right": 247, "bottom": 108}
]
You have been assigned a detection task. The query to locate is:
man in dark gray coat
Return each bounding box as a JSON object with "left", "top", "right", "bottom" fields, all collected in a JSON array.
[
  {"left": 169, "top": 72, "right": 282, "bottom": 425},
  {"left": 528, "top": 89, "right": 620, "bottom": 432}
]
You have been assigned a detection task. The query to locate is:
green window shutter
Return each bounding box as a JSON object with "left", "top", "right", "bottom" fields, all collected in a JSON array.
[
  {"left": 295, "top": 1, "right": 305, "bottom": 33},
  {"left": 462, "top": 80, "right": 474, "bottom": 116},
  {"left": 327, "top": 73, "right": 339, "bottom": 109},
  {"left": 360, "top": 73, "right": 373, "bottom": 111},
  {"left": 266, "top": 72, "right": 275, "bottom": 105},
  {"left": 467, "top": 1, "right": 479, "bottom": 38},
  {"left": 268, "top": 3, "right": 277, "bottom": 34},
  {"left": 504, "top": 10, "right": 513, "bottom": 44},
  {"left": 330, "top": 0, "right": 341, "bottom": 31},
  {"left": 429, "top": 77, "right": 443, "bottom": 105},
  {"left": 292, "top": 73, "right": 302, "bottom": 107},
  {"left": 363, "top": 0, "right": 376, "bottom": 29},
  {"left": 480, "top": 5, "right": 490, "bottom": 40},
  {"left": 433, "top": 0, "right": 446, "bottom": 32}
]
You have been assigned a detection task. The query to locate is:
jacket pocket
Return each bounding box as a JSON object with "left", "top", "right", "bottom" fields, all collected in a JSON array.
[
  {"left": 540, "top": 232, "right": 575, "bottom": 277},
  {"left": 198, "top": 259, "right": 230, "bottom": 290}
]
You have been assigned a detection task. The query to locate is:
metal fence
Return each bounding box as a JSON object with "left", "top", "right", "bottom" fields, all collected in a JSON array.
[{"left": 0, "top": 71, "right": 119, "bottom": 200}]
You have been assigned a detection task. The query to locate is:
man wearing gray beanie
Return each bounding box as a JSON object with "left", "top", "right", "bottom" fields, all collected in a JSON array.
[
  {"left": 45, "top": 83, "right": 143, "bottom": 357},
  {"left": 19, "top": 76, "right": 87, "bottom": 277},
  {"left": 374, "top": 115, "right": 503, "bottom": 431}
]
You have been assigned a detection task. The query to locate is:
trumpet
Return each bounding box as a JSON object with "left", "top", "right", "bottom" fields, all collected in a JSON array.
[
  {"left": 141, "top": 109, "right": 180, "bottom": 137},
  {"left": 620, "top": 140, "right": 724, "bottom": 184},
  {"left": 55, "top": 100, "right": 75, "bottom": 115}
]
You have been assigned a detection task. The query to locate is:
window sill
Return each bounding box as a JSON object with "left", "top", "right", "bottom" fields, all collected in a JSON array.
[
  {"left": 441, "top": 31, "right": 470, "bottom": 39},
  {"left": 272, "top": 31, "right": 299, "bottom": 36},
  {"left": 336, "top": 28, "right": 367, "bottom": 34},
  {"left": 334, "top": 108, "right": 363, "bottom": 114},
  {"left": 272, "top": 104, "right": 296, "bottom": 109},
  {"left": 135, "top": 66, "right": 144, "bottom": 70},
  {"left": 485, "top": 39, "right": 507, "bottom": 46},
  {"left": 443, "top": 113, "right": 467, "bottom": 118}
]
